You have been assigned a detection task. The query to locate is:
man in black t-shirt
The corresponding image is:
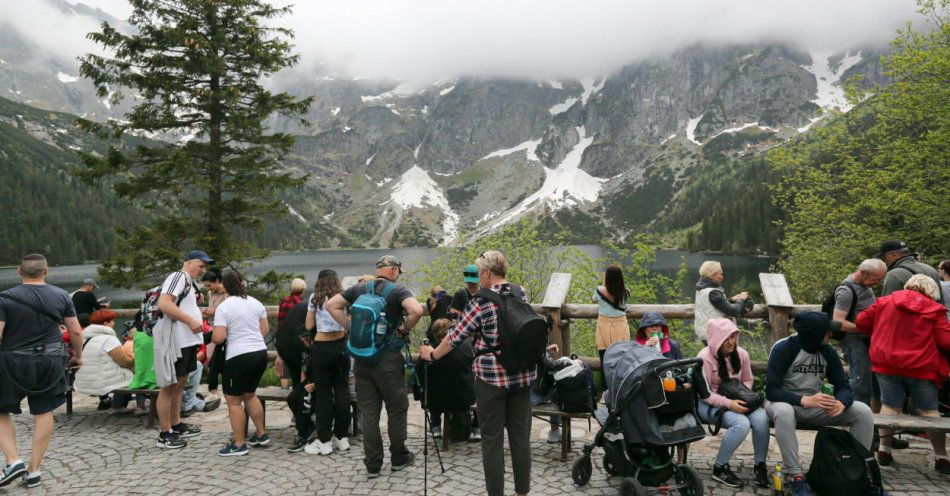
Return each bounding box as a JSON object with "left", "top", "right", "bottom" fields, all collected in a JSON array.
[
  {"left": 71, "top": 278, "right": 103, "bottom": 316},
  {"left": 0, "top": 254, "right": 83, "bottom": 489},
  {"left": 325, "top": 255, "right": 423, "bottom": 479}
]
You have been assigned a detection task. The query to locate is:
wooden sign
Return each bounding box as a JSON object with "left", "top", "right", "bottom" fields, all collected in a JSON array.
[
  {"left": 759, "top": 273, "right": 794, "bottom": 308},
  {"left": 542, "top": 272, "right": 573, "bottom": 309}
]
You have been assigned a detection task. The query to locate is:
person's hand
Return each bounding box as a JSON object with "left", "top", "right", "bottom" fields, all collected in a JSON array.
[
  {"left": 304, "top": 383, "right": 314, "bottom": 393},
  {"left": 201, "top": 307, "right": 214, "bottom": 318},
  {"left": 801, "top": 393, "right": 838, "bottom": 409},
  {"left": 546, "top": 344, "right": 558, "bottom": 354},
  {"left": 826, "top": 400, "right": 846, "bottom": 417},
  {"left": 419, "top": 344, "right": 435, "bottom": 361},
  {"left": 397, "top": 326, "right": 410, "bottom": 339},
  {"left": 275, "top": 357, "right": 285, "bottom": 378},
  {"left": 729, "top": 399, "right": 749, "bottom": 413},
  {"left": 645, "top": 336, "right": 659, "bottom": 347},
  {"left": 68, "top": 356, "right": 83, "bottom": 370},
  {"left": 188, "top": 318, "right": 203, "bottom": 333},
  {"left": 734, "top": 291, "right": 749, "bottom": 300}
]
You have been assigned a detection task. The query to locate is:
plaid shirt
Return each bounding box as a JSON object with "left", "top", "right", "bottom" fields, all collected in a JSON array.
[
  {"left": 445, "top": 282, "right": 536, "bottom": 389},
  {"left": 277, "top": 293, "right": 302, "bottom": 327}
]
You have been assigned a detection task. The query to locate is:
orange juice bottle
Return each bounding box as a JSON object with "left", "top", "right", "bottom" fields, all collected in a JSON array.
[{"left": 662, "top": 371, "right": 676, "bottom": 392}]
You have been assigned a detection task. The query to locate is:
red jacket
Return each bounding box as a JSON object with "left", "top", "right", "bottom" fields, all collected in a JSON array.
[{"left": 856, "top": 289, "right": 950, "bottom": 385}]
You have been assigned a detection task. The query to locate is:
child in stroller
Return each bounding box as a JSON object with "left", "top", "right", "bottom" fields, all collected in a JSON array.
[{"left": 572, "top": 341, "right": 710, "bottom": 496}]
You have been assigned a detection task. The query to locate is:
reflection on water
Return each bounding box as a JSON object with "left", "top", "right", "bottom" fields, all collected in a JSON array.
[{"left": 0, "top": 247, "right": 774, "bottom": 304}]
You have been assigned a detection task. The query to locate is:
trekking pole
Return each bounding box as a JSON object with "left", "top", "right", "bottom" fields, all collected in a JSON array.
[
  {"left": 423, "top": 342, "right": 428, "bottom": 496},
  {"left": 422, "top": 340, "right": 446, "bottom": 474}
]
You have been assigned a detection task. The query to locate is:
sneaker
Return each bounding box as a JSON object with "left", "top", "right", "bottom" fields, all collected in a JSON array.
[
  {"left": 891, "top": 437, "right": 909, "bottom": 450},
  {"left": 287, "top": 435, "right": 309, "bottom": 453},
  {"left": 392, "top": 452, "right": 416, "bottom": 472},
  {"left": 0, "top": 461, "right": 26, "bottom": 488},
  {"left": 97, "top": 397, "right": 112, "bottom": 411},
  {"left": 470, "top": 427, "right": 481, "bottom": 442},
  {"left": 876, "top": 450, "right": 894, "bottom": 466},
  {"left": 712, "top": 463, "right": 744, "bottom": 488},
  {"left": 218, "top": 442, "right": 248, "bottom": 457},
  {"left": 546, "top": 428, "right": 561, "bottom": 444},
  {"left": 248, "top": 433, "right": 271, "bottom": 447},
  {"left": 788, "top": 475, "right": 813, "bottom": 496},
  {"left": 430, "top": 425, "right": 442, "bottom": 440},
  {"left": 753, "top": 462, "right": 769, "bottom": 488},
  {"left": 180, "top": 406, "right": 199, "bottom": 418},
  {"left": 331, "top": 436, "right": 350, "bottom": 451},
  {"left": 172, "top": 422, "right": 201, "bottom": 438},
  {"left": 203, "top": 396, "right": 222, "bottom": 412},
  {"left": 304, "top": 438, "right": 332, "bottom": 456},
  {"left": 366, "top": 469, "right": 381, "bottom": 480},
  {"left": 156, "top": 432, "right": 187, "bottom": 449},
  {"left": 936, "top": 458, "right": 950, "bottom": 475},
  {"left": 21, "top": 472, "right": 40, "bottom": 488}
]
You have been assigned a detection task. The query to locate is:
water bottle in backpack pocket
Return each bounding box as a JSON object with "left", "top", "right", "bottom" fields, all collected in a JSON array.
[{"left": 347, "top": 281, "right": 397, "bottom": 365}]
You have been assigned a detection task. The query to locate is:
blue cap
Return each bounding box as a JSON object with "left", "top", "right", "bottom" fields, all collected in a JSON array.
[{"left": 184, "top": 250, "right": 215, "bottom": 264}]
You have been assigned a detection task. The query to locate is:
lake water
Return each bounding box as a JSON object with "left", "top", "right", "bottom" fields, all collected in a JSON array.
[{"left": 0, "top": 247, "right": 775, "bottom": 305}]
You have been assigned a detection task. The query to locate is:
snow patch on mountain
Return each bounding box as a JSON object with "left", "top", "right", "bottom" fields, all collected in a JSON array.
[
  {"left": 802, "top": 51, "right": 862, "bottom": 111},
  {"left": 56, "top": 72, "right": 79, "bottom": 83},
  {"left": 286, "top": 203, "right": 308, "bottom": 225},
  {"left": 549, "top": 97, "right": 578, "bottom": 115},
  {"left": 481, "top": 139, "right": 542, "bottom": 162},
  {"left": 685, "top": 115, "right": 704, "bottom": 145},
  {"left": 547, "top": 80, "right": 563, "bottom": 90},
  {"left": 579, "top": 77, "right": 605, "bottom": 105},
  {"left": 331, "top": 107, "right": 341, "bottom": 116},
  {"left": 386, "top": 165, "right": 459, "bottom": 243},
  {"left": 365, "top": 153, "right": 375, "bottom": 165},
  {"left": 360, "top": 83, "right": 419, "bottom": 103},
  {"left": 707, "top": 122, "right": 777, "bottom": 141},
  {"left": 660, "top": 134, "right": 677, "bottom": 145},
  {"left": 439, "top": 85, "right": 456, "bottom": 96}
]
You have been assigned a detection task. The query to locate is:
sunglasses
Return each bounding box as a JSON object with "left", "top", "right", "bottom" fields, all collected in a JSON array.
[{"left": 463, "top": 272, "right": 477, "bottom": 277}]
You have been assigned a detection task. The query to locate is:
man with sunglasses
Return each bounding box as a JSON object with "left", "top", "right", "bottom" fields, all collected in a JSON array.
[{"left": 325, "top": 255, "right": 424, "bottom": 479}]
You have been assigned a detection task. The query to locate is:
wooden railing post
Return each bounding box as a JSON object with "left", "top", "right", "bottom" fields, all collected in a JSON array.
[
  {"left": 542, "top": 273, "right": 573, "bottom": 359},
  {"left": 759, "top": 273, "right": 795, "bottom": 348}
]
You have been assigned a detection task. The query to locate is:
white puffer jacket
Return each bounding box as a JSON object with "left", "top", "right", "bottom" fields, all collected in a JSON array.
[{"left": 73, "top": 325, "right": 133, "bottom": 396}]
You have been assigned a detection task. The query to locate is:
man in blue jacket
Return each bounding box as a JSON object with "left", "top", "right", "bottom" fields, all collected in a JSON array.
[{"left": 765, "top": 311, "right": 874, "bottom": 496}]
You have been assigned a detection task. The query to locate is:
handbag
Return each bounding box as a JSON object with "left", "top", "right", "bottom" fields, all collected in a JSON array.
[{"left": 718, "top": 378, "right": 764, "bottom": 412}]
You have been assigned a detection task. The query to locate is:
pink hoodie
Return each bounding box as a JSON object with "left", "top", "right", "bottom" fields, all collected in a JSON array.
[{"left": 696, "top": 318, "right": 754, "bottom": 409}]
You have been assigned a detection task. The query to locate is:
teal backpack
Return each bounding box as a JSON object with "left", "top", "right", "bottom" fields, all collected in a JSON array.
[{"left": 347, "top": 281, "right": 397, "bottom": 364}]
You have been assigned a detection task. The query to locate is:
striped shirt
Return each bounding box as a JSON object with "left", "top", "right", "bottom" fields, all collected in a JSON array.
[{"left": 445, "top": 282, "right": 536, "bottom": 389}]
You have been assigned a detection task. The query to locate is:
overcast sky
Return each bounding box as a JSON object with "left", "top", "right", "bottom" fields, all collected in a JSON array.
[{"left": 0, "top": 0, "right": 924, "bottom": 83}]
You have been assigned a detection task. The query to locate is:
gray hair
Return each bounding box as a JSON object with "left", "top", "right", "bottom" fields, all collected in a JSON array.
[
  {"left": 904, "top": 274, "right": 940, "bottom": 301},
  {"left": 19, "top": 254, "right": 48, "bottom": 279},
  {"left": 290, "top": 278, "right": 306, "bottom": 293},
  {"left": 858, "top": 259, "right": 886, "bottom": 276},
  {"left": 476, "top": 250, "right": 508, "bottom": 277},
  {"left": 699, "top": 260, "right": 722, "bottom": 279}
]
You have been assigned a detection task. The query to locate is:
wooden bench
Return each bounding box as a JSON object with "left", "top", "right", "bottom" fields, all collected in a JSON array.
[
  {"left": 255, "top": 386, "right": 360, "bottom": 437},
  {"left": 65, "top": 386, "right": 160, "bottom": 428}
]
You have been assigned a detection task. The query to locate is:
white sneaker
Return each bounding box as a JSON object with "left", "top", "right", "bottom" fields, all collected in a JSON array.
[
  {"left": 546, "top": 428, "right": 561, "bottom": 444},
  {"left": 304, "top": 438, "right": 333, "bottom": 455},
  {"left": 331, "top": 436, "right": 350, "bottom": 451}
]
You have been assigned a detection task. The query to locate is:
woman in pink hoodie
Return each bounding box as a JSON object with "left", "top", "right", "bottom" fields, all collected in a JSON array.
[{"left": 696, "top": 318, "right": 770, "bottom": 489}]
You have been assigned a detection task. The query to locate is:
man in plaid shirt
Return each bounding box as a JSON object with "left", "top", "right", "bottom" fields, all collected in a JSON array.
[{"left": 420, "top": 250, "right": 535, "bottom": 496}]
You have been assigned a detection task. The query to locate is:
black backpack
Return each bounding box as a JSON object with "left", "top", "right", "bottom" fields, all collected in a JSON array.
[
  {"left": 474, "top": 285, "right": 548, "bottom": 373},
  {"left": 806, "top": 427, "right": 883, "bottom": 496},
  {"left": 552, "top": 360, "right": 596, "bottom": 414}
]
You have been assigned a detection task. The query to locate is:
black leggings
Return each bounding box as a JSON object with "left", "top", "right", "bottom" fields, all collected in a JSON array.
[
  {"left": 207, "top": 344, "right": 226, "bottom": 391},
  {"left": 310, "top": 339, "right": 352, "bottom": 442}
]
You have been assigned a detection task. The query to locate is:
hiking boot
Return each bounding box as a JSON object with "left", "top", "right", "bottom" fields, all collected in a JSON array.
[
  {"left": 203, "top": 396, "right": 221, "bottom": 412},
  {"left": 172, "top": 422, "right": 201, "bottom": 438},
  {"left": 470, "top": 427, "right": 481, "bottom": 441},
  {"left": 711, "top": 463, "right": 744, "bottom": 488},
  {"left": 876, "top": 451, "right": 894, "bottom": 466},
  {"left": 287, "top": 435, "right": 309, "bottom": 453},
  {"left": 331, "top": 436, "right": 350, "bottom": 451},
  {"left": 936, "top": 458, "right": 950, "bottom": 475},
  {"left": 753, "top": 462, "right": 770, "bottom": 488},
  {"left": 891, "top": 437, "right": 909, "bottom": 450},
  {"left": 304, "top": 438, "right": 332, "bottom": 455},
  {"left": 788, "top": 475, "right": 813, "bottom": 496},
  {"left": 546, "top": 427, "right": 561, "bottom": 444},
  {"left": 0, "top": 461, "right": 26, "bottom": 488},
  {"left": 248, "top": 433, "right": 271, "bottom": 447},
  {"left": 156, "top": 432, "right": 187, "bottom": 449},
  {"left": 97, "top": 397, "right": 112, "bottom": 411},
  {"left": 21, "top": 472, "right": 41, "bottom": 488},
  {"left": 218, "top": 442, "right": 248, "bottom": 457},
  {"left": 392, "top": 452, "right": 416, "bottom": 472}
]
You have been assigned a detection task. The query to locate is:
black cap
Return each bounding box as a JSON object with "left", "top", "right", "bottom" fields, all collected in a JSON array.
[{"left": 877, "top": 240, "right": 907, "bottom": 258}]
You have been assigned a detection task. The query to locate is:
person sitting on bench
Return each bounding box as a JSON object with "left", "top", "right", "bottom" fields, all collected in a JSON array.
[
  {"left": 418, "top": 318, "right": 474, "bottom": 442},
  {"left": 765, "top": 311, "right": 874, "bottom": 496}
]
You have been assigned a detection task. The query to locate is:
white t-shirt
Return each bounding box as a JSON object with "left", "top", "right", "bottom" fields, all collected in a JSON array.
[
  {"left": 214, "top": 295, "right": 267, "bottom": 360},
  {"left": 160, "top": 271, "right": 203, "bottom": 348}
]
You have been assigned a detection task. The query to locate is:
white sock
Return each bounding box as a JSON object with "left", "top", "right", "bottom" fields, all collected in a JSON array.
[
  {"left": 936, "top": 454, "right": 948, "bottom": 461},
  {"left": 25, "top": 471, "right": 40, "bottom": 478}
]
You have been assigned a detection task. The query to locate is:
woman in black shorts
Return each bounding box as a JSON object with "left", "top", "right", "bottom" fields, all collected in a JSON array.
[{"left": 212, "top": 272, "right": 270, "bottom": 457}]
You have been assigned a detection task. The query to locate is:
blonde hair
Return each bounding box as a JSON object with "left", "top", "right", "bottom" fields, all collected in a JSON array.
[
  {"left": 358, "top": 274, "right": 375, "bottom": 283},
  {"left": 431, "top": 318, "right": 453, "bottom": 342},
  {"left": 476, "top": 250, "right": 507, "bottom": 277},
  {"left": 904, "top": 274, "right": 940, "bottom": 301},
  {"left": 290, "top": 278, "right": 306, "bottom": 293},
  {"left": 699, "top": 260, "right": 722, "bottom": 279}
]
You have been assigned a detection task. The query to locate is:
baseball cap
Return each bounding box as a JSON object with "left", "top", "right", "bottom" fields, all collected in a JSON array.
[
  {"left": 376, "top": 255, "right": 402, "bottom": 270},
  {"left": 184, "top": 249, "right": 215, "bottom": 264},
  {"left": 82, "top": 278, "right": 98, "bottom": 288},
  {"left": 877, "top": 240, "right": 907, "bottom": 258},
  {"left": 463, "top": 264, "right": 479, "bottom": 283}
]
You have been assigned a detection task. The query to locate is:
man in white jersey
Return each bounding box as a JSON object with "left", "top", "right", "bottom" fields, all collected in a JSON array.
[{"left": 154, "top": 250, "right": 212, "bottom": 449}]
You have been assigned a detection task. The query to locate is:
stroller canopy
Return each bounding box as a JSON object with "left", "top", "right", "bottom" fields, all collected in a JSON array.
[{"left": 602, "top": 341, "right": 667, "bottom": 410}]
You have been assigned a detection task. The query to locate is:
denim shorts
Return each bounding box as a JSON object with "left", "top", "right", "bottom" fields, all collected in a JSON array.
[{"left": 876, "top": 374, "right": 939, "bottom": 411}]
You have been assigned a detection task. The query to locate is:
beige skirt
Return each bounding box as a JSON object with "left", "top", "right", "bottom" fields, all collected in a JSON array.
[{"left": 595, "top": 314, "right": 631, "bottom": 351}]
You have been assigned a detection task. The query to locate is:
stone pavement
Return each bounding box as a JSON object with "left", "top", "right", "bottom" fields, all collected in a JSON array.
[{"left": 1, "top": 392, "right": 947, "bottom": 495}]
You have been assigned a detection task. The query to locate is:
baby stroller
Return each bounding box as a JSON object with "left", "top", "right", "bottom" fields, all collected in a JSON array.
[{"left": 572, "top": 341, "right": 710, "bottom": 496}]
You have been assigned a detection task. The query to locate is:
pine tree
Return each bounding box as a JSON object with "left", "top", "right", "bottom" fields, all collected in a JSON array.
[{"left": 78, "top": 0, "right": 312, "bottom": 286}]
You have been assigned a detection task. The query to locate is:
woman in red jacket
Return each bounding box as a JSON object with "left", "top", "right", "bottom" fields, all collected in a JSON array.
[{"left": 856, "top": 274, "right": 950, "bottom": 474}]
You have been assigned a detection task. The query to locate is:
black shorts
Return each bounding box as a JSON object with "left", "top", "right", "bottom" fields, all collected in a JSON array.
[
  {"left": 222, "top": 350, "right": 268, "bottom": 396},
  {"left": 174, "top": 345, "right": 200, "bottom": 378},
  {"left": 0, "top": 345, "right": 69, "bottom": 415}
]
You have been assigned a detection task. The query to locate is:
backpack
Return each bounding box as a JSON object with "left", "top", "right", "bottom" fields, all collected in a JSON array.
[
  {"left": 552, "top": 359, "right": 596, "bottom": 414},
  {"left": 139, "top": 274, "right": 195, "bottom": 336},
  {"left": 474, "top": 285, "right": 548, "bottom": 373},
  {"left": 821, "top": 281, "right": 857, "bottom": 340},
  {"left": 806, "top": 427, "right": 884, "bottom": 496},
  {"left": 346, "top": 281, "right": 398, "bottom": 365}
]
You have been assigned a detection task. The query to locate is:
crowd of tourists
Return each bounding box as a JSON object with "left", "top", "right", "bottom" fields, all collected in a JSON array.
[{"left": 0, "top": 239, "right": 947, "bottom": 495}]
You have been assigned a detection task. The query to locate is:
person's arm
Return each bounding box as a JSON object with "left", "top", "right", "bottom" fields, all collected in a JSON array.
[
  {"left": 699, "top": 352, "right": 735, "bottom": 409},
  {"left": 157, "top": 293, "right": 202, "bottom": 332},
  {"left": 832, "top": 285, "right": 858, "bottom": 332},
  {"left": 708, "top": 289, "right": 746, "bottom": 317},
  {"left": 824, "top": 347, "right": 854, "bottom": 409},
  {"left": 109, "top": 347, "right": 134, "bottom": 369},
  {"left": 854, "top": 299, "right": 880, "bottom": 335},
  {"left": 421, "top": 300, "right": 480, "bottom": 361},
  {"left": 305, "top": 297, "right": 316, "bottom": 331},
  {"left": 325, "top": 294, "right": 349, "bottom": 329},
  {"left": 259, "top": 318, "right": 269, "bottom": 337},
  {"left": 212, "top": 325, "right": 227, "bottom": 345},
  {"left": 400, "top": 296, "right": 424, "bottom": 334},
  {"left": 64, "top": 315, "right": 83, "bottom": 366}
]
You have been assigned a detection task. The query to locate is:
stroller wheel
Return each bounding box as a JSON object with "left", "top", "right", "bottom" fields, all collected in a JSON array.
[
  {"left": 619, "top": 477, "right": 647, "bottom": 496},
  {"left": 602, "top": 455, "right": 620, "bottom": 476},
  {"left": 571, "top": 456, "right": 592, "bottom": 486},
  {"left": 675, "top": 464, "right": 704, "bottom": 496}
]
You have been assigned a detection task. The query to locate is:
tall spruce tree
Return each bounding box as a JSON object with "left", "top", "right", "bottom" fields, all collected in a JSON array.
[{"left": 78, "top": 0, "right": 312, "bottom": 287}]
